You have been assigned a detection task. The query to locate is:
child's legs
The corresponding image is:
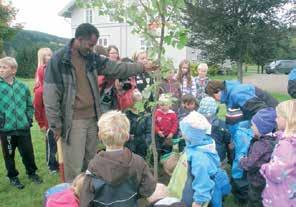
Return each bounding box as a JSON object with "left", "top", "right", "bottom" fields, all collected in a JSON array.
[
  {"left": 46, "top": 129, "right": 58, "bottom": 171},
  {"left": 247, "top": 184, "right": 264, "bottom": 207},
  {"left": 0, "top": 134, "right": 19, "bottom": 178},
  {"left": 82, "top": 118, "right": 98, "bottom": 171},
  {"left": 210, "top": 185, "right": 222, "bottom": 207},
  {"left": 16, "top": 131, "right": 38, "bottom": 176},
  {"left": 63, "top": 119, "right": 88, "bottom": 182}
]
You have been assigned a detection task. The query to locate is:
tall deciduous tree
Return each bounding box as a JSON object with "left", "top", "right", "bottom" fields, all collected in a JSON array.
[
  {"left": 0, "top": 2, "right": 19, "bottom": 55},
  {"left": 184, "top": 0, "right": 293, "bottom": 82},
  {"left": 78, "top": 0, "right": 187, "bottom": 179}
]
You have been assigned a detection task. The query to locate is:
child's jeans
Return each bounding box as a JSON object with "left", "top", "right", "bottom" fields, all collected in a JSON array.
[
  {"left": 0, "top": 130, "right": 38, "bottom": 178},
  {"left": 46, "top": 129, "right": 58, "bottom": 171}
]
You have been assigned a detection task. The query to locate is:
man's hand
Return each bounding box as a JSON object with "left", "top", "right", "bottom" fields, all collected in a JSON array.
[
  {"left": 143, "top": 60, "right": 159, "bottom": 72},
  {"left": 40, "top": 126, "right": 47, "bottom": 134},
  {"left": 54, "top": 128, "right": 62, "bottom": 141}
]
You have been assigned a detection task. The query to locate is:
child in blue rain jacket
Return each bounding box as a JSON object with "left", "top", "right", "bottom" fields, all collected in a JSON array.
[{"left": 168, "top": 111, "right": 231, "bottom": 207}]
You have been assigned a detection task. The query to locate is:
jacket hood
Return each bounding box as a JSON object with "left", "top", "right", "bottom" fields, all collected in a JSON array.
[
  {"left": 87, "top": 148, "right": 134, "bottom": 185},
  {"left": 180, "top": 111, "right": 213, "bottom": 146},
  {"left": 221, "top": 80, "right": 241, "bottom": 104}
]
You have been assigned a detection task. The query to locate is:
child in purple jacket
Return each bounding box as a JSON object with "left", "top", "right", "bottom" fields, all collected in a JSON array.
[
  {"left": 240, "top": 107, "right": 277, "bottom": 207},
  {"left": 260, "top": 100, "right": 296, "bottom": 207}
]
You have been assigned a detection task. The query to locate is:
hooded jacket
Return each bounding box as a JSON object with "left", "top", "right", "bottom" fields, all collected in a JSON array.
[
  {"left": 221, "top": 81, "right": 278, "bottom": 120},
  {"left": 260, "top": 135, "right": 296, "bottom": 207},
  {"left": 240, "top": 134, "right": 277, "bottom": 188},
  {"left": 79, "top": 148, "right": 156, "bottom": 207},
  {"left": 288, "top": 68, "right": 296, "bottom": 98},
  {"left": 169, "top": 111, "right": 230, "bottom": 206},
  {"left": 33, "top": 64, "right": 48, "bottom": 129},
  {"left": 0, "top": 78, "right": 34, "bottom": 132}
]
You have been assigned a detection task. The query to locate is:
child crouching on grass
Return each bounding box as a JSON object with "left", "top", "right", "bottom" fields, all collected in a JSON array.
[
  {"left": 168, "top": 111, "right": 231, "bottom": 207},
  {"left": 0, "top": 57, "right": 42, "bottom": 190},
  {"left": 239, "top": 107, "right": 277, "bottom": 207},
  {"left": 79, "top": 110, "right": 168, "bottom": 207}
]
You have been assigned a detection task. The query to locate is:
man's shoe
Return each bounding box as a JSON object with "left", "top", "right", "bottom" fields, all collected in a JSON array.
[
  {"left": 28, "top": 173, "right": 43, "bottom": 184},
  {"left": 9, "top": 177, "right": 25, "bottom": 189}
]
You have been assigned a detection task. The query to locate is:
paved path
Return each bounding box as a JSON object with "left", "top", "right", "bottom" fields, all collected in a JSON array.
[{"left": 243, "top": 74, "right": 288, "bottom": 94}]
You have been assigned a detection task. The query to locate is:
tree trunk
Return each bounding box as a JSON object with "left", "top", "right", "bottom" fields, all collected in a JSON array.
[
  {"left": 150, "top": 2, "right": 166, "bottom": 181},
  {"left": 261, "top": 65, "right": 264, "bottom": 74},
  {"left": 257, "top": 65, "right": 260, "bottom": 74},
  {"left": 245, "top": 64, "right": 248, "bottom": 73},
  {"left": 237, "top": 61, "right": 243, "bottom": 82}
]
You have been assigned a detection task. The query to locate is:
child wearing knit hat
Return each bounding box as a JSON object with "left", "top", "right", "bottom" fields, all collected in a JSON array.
[
  {"left": 239, "top": 107, "right": 277, "bottom": 207},
  {"left": 198, "top": 97, "right": 233, "bottom": 164}
]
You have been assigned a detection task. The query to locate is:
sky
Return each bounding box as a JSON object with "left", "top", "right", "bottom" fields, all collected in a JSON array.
[{"left": 10, "top": 0, "right": 72, "bottom": 38}]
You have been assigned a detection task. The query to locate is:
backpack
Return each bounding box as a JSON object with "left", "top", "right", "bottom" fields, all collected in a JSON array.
[{"left": 90, "top": 175, "right": 138, "bottom": 207}]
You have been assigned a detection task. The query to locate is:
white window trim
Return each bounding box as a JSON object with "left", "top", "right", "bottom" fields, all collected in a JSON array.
[{"left": 85, "top": 9, "right": 93, "bottom": 24}]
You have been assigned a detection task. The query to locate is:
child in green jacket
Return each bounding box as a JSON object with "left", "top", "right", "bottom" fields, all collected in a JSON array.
[{"left": 0, "top": 57, "right": 42, "bottom": 190}]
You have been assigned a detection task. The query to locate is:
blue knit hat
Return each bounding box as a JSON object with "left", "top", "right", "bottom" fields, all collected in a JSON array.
[
  {"left": 198, "top": 97, "right": 218, "bottom": 117},
  {"left": 251, "top": 107, "right": 276, "bottom": 135}
]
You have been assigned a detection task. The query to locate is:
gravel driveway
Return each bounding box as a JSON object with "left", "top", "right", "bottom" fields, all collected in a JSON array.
[{"left": 243, "top": 74, "right": 288, "bottom": 94}]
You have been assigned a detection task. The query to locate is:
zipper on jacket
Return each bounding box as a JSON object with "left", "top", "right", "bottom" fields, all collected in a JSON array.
[{"left": 11, "top": 83, "right": 17, "bottom": 129}]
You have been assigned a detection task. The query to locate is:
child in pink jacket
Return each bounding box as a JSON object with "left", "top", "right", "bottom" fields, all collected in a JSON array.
[{"left": 260, "top": 100, "right": 296, "bottom": 207}]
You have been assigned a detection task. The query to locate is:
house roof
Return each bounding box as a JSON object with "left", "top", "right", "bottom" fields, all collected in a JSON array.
[{"left": 58, "top": 0, "right": 76, "bottom": 18}]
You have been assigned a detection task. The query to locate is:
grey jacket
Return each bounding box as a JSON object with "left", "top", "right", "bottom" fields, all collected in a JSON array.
[{"left": 44, "top": 39, "right": 143, "bottom": 141}]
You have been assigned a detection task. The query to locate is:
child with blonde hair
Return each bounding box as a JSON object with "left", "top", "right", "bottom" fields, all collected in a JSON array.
[
  {"left": 33, "top": 47, "right": 57, "bottom": 174},
  {"left": 0, "top": 57, "right": 42, "bottom": 189},
  {"left": 195, "top": 63, "right": 209, "bottom": 103},
  {"left": 79, "top": 110, "right": 167, "bottom": 207},
  {"left": 155, "top": 94, "right": 178, "bottom": 157},
  {"left": 260, "top": 100, "right": 296, "bottom": 206},
  {"left": 176, "top": 59, "right": 197, "bottom": 96}
]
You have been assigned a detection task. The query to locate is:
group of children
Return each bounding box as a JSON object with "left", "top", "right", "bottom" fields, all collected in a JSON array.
[{"left": 1, "top": 46, "right": 296, "bottom": 207}]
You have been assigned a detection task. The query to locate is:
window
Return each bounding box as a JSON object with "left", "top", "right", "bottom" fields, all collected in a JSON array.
[
  {"left": 140, "top": 38, "right": 148, "bottom": 51},
  {"left": 86, "top": 9, "right": 93, "bottom": 23},
  {"left": 98, "top": 37, "right": 109, "bottom": 47}
]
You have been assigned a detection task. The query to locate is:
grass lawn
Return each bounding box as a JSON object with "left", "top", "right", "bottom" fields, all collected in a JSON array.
[{"left": 0, "top": 77, "right": 291, "bottom": 207}]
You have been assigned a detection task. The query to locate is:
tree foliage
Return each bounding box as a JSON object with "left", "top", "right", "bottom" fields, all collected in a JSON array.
[
  {"left": 184, "top": 0, "right": 294, "bottom": 81},
  {"left": 0, "top": 2, "right": 19, "bottom": 55},
  {"left": 78, "top": 0, "right": 187, "bottom": 179},
  {"left": 4, "top": 30, "right": 68, "bottom": 78}
]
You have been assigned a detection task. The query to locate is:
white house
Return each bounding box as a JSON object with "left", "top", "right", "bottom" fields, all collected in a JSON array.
[{"left": 59, "top": 0, "right": 200, "bottom": 67}]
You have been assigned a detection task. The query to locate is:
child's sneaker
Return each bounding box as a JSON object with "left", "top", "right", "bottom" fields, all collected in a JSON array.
[
  {"left": 28, "top": 173, "right": 43, "bottom": 184},
  {"left": 9, "top": 177, "right": 25, "bottom": 189}
]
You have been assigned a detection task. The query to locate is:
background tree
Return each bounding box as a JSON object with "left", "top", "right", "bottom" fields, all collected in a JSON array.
[
  {"left": 78, "top": 0, "right": 187, "bottom": 179},
  {"left": 184, "top": 0, "right": 294, "bottom": 82},
  {"left": 249, "top": 22, "right": 288, "bottom": 74},
  {"left": 0, "top": 1, "right": 19, "bottom": 56}
]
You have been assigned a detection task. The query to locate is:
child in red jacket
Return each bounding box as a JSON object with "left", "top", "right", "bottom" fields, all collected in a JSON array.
[
  {"left": 33, "top": 48, "right": 58, "bottom": 174},
  {"left": 155, "top": 94, "right": 178, "bottom": 157}
]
